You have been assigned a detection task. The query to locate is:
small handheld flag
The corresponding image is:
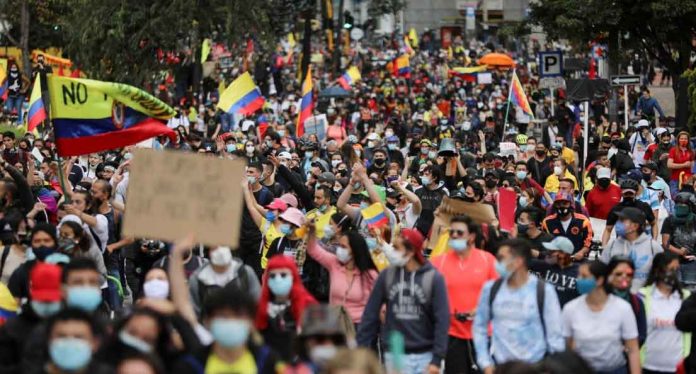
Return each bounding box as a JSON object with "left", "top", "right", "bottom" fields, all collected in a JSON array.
[
  {"left": 216, "top": 72, "right": 265, "bottom": 115},
  {"left": 361, "top": 202, "right": 388, "bottom": 229},
  {"left": 509, "top": 70, "right": 534, "bottom": 117},
  {"left": 0, "top": 59, "right": 7, "bottom": 101},
  {"left": 337, "top": 66, "right": 361, "bottom": 90},
  {"left": 297, "top": 67, "right": 313, "bottom": 137},
  {"left": 27, "top": 76, "right": 46, "bottom": 132},
  {"left": 47, "top": 76, "right": 177, "bottom": 157},
  {"left": 392, "top": 55, "right": 411, "bottom": 78}
]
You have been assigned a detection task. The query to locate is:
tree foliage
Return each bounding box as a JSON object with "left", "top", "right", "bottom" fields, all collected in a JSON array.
[{"left": 529, "top": 0, "right": 696, "bottom": 79}]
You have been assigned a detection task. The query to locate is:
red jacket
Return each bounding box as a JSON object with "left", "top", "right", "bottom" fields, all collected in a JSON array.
[{"left": 586, "top": 183, "right": 622, "bottom": 220}]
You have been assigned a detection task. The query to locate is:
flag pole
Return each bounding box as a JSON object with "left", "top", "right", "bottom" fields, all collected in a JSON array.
[
  {"left": 503, "top": 70, "right": 514, "bottom": 135},
  {"left": 44, "top": 74, "right": 71, "bottom": 203}
]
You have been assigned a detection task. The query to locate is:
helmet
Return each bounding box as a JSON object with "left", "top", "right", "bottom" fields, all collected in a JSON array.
[
  {"left": 619, "top": 178, "right": 640, "bottom": 192},
  {"left": 516, "top": 134, "right": 528, "bottom": 145},
  {"left": 674, "top": 192, "right": 696, "bottom": 209}
]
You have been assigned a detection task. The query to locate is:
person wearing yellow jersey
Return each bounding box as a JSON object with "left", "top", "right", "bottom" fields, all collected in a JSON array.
[
  {"left": 243, "top": 179, "right": 289, "bottom": 278},
  {"left": 306, "top": 186, "right": 337, "bottom": 240},
  {"left": 172, "top": 287, "right": 283, "bottom": 374},
  {"left": 553, "top": 135, "right": 576, "bottom": 167},
  {"left": 544, "top": 158, "right": 578, "bottom": 193}
]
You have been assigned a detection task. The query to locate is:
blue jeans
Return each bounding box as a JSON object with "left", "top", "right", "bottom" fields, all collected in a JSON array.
[
  {"left": 385, "top": 352, "right": 434, "bottom": 374},
  {"left": 596, "top": 367, "right": 627, "bottom": 374},
  {"left": 106, "top": 269, "right": 122, "bottom": 312},
  {"left": 4, "top": 95, "right": 24, "bottom": 124}
]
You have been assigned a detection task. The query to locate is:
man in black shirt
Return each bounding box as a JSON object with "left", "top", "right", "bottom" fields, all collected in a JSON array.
[
  {"left": 526, "top": 142, "right": 552, "bottom": 186},
  {"left": 516, "top": 206, "right": 553, "bottom": 258},
  {"left": 529, "top": 236, "right": 579, "bottom": 306},
  {"left": 602, "top": 179, "right": 655, "bottom": 246}
]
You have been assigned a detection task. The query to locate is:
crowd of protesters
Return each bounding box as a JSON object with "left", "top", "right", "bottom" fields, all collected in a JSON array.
[{"left": 0, "top": 28, "right": 695, "bottom": 374}]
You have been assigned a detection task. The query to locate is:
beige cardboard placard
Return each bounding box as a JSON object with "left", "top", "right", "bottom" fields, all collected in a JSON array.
[{"left": 123, "top": 149, "right": 244, "bottom": 248}]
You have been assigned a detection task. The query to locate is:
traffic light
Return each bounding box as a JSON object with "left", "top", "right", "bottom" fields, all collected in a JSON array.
[{"left": 343, "top": 11, "right": 354, "bottom": 29}]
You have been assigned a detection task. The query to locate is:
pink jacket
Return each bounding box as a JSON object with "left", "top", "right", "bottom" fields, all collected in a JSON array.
[{"left": 307, "top": 240, "right": 378, "bottom": 323}]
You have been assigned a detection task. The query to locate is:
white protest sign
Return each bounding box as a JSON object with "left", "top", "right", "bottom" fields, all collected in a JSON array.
[
  {"left": 499, "top": 142, "right": 517, "bottom": 157},
  {"left": 123, "top": 149, "right": 244, "bottom": 248}
]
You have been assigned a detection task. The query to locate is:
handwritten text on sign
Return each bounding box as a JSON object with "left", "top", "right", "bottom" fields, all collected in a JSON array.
[{"left": 123, "top": 149, "right": 244, "bottom": 248}]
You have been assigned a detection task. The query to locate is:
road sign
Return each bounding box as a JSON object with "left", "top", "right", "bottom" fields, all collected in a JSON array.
[
  {"left": 539, "top": 77, "right": 566, "bottom": 89},
  {"left": 350, "top": 27, "right": 364, "bottom": 40},
  {"left": 610, "top": 75, "right": 640, "bottom": 86},
  {"left": 538, "top": 51, "right": 563, "bottom": 77}
]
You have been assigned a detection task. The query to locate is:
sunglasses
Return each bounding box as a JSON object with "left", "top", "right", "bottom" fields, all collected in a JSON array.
[
  {"left": 449, "top": 229, "right": 467, "bottom": 237},
  {"left": 269, "top": 273, "right": 291, "bottom": 279}
]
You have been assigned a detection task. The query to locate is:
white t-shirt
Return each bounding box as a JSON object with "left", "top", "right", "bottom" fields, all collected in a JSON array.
[
  {"left": 643, "top": 287, "right": 685, "bottom": 372},
  {"left": 394, "top": 203, "right": 418, "bottom": 229},
  {"left": 85, "top": 214, "right": 109, "bottom": 253},
  {"left": 562, "top": 294, "right": 638, "bottom": 371}
]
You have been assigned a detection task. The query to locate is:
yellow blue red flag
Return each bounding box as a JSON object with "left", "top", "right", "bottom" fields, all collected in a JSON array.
[
  {"left": 361, "top": 202, "right": 388, "bottom": 228},
  {"left": 47, "top": 76, "right": 176, "bottom": 157},
  {"left": 392, "top": 55, "right": 411, "bottom": 78},
  {"left": 337, "top": 66, "right": 361, "bottom": 90},
  {"left": 0, "top": 59, "right": 7, "bottom": 101},
  {"left": 217, "top": 72, "right": 265, "bottom": 115},
  {"left": 27, "top": 75, "right": 46, "bottom": 132}
]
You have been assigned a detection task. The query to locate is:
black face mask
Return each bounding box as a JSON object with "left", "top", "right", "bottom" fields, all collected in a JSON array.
[
  {"left": 597, "top": 179, "right": 610, "bottom": 189},
  {"left": 535, "top": 150, "right": 546, "bottom": 157},
  {"left": 641, "top": 172, "right": 652, "bottom": 182},
  {"left": 485, "top": 179, "right": 497, "bottom": 189},
  {"left": 555, "top": 206, "right": 572, "bottom": 217},
  {"left": 33, "top": 246, "right": 56, "bottom": 261},
  {"left": 622, "top": 195, "right": 635, "bottom": 203},
  {"left": 374, "top": 159, "right": 386, "bottom": 167}
]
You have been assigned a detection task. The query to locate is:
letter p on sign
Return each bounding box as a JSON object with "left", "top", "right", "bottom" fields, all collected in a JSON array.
[{"left": 539, "top": 51, "right": 563, "bottom": 77}]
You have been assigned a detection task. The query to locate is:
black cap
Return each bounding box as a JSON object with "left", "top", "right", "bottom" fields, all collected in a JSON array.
[
  {"left": 640, "top": 161, "right": 658, "bottom": 171},
  {"left": 616, "top": 207, "right": 646, "bottom": 225}
]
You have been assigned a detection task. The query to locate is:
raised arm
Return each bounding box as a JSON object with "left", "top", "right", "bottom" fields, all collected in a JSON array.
[
  {"left": 167, "top": 235, "right": 198, "bottom": 326},
  {"left": 392, "top": 178, "right": 421, "bottom": 215},
  {"left": 242, "top": 181, "right": 264, "bottom": 228},
  {"left": 336, "top": 177, "right": 360, "bottom": 219}
]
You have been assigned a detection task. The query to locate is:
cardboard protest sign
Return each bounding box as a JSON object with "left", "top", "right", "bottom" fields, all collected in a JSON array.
[
  {"left": 427, "top": 196, "right": 497, "bottom": 247},
  {"left": 499, "top": 142, "right": 517, "bottom": 157},
  {"left": 123, "top": 149, "right": 244, "bottom": 248}
]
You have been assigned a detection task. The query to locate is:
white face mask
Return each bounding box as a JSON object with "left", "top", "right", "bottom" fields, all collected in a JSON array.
[
  {"left": 335, "top": 246, "right": 352, "bottom": 264},
  {"left": 384, "top": 243, "right": 408, "bottom": 267},
  {"left": 309, "top": 345, "right": 337, "bottom": 367},
  {"left": 142, "top": 279, "right": 170, "bottom": 299},
  {"left": 210, "top": 247, "right": 232, "bottom": 266},
  {"left": 331, "top": 159, "right": 341, "bottom": 168},
  {"left": 553, "top": 166, "right": 563, "bottom": 176},
  {"left": 246, "top": 146, "right": 255, "bottom": 154}
]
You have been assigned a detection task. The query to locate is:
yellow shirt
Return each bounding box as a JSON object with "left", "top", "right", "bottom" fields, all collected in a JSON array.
[
  {"left": 205, "top": 349, "right": 256, "bottom": 374},
  {"left": 305, "top": 206, "right": 337, "bottom": 239},
  {"left": 260, "top": 218, "right": 284, "bottom": 269},
  {"left": 543, "top": 170, "right": 578, "bottom": 193},
  {"left": 561, "top": 146, "right": 576, "bottom": 166}
]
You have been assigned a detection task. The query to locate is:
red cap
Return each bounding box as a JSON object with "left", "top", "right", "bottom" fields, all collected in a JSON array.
[
  {"left": 554, "top": 192, "right": 573, "bottom": 204},
  {"left": 30, "top": 263, "right": 62, "bottom": 302},
  {"left": 401, "top": 228, "right": 425, "bottom": 264},
  {"left": 265, "top": 198, "right": 288, "bottom": 212}
]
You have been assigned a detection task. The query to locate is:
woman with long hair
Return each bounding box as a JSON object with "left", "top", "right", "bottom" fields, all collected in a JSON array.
[
  {"left": 606, "top": 256, "right": 647, "bottom": 346},
  {"left": 562, "top": 261, "right": 641, "bottom": 374},
  {"left": 307, "top": 223, "right": 378, "bottom": 326},
  {"left": 639, "top": 252, "right": 690, "bottom": 374},
  {"left": 255, "top": 255, "right": 317, "bottom": 361},
  {"left": 667, "top": 131, "right": 694, "bottom": 196}
]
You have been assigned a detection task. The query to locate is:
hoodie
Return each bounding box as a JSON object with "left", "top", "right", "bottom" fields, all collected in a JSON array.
[
  {"left": 600, "top": 232, "right": 663, "bottom": 292},
  {"left": 357, "top": 262, "right": 450, "bottom": 365}
]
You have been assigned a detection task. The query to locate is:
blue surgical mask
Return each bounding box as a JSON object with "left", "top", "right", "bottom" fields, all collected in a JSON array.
[
  {"left": 614, "top": 221, "right": 627, "bottom": 238},
  {"left": 31, "top": 301, "right": 61, "bottom": 318},
  {"left": 365, "top": 237, "right": 378, "bottom": 251},
  {"left": 226, "top": 144, "right": 236, "bottom": 153},
  {"left": 448, "top": 238, "right": 468, "bottom": 252},
  {"left": 323, "top": 225, "right": 336, "bottom": 239},
  {"left": 518, "top": 196, "right": 528, "bottom": 208},
  {"left": 210, "top": 318, "right": 250, "bottom": 348},
  {"left": 495, "top": 260, "right": 510, "bottom": 278},
  {"left": 49, "top": 337, "right": 92, "bottom": 371},
  {"left": 516, "top": 171, "right": 527, "bottom": 180},
  {"left": 576, "top": 277, "right": 597, "bottom": 295},
  {"left": 277, "top": 130, "right": 286, "bottom": 137},
  {"left": 44, "top": 253, "right": 71, "bottom": 265},
  {"left": 388, "top": 143, "right": 398, "bottom": 150},
  {"left": 420, "top": 176, "right": 431, "bottom": 186},
  {"left": 305, "top": 151, "right": 314, "bottom": 159},
  {"left": 265, "top": 211, "right": 277, "bottom": 222},
  {"left": 359, "top": 201, "right": 369, "bottom": 210},
  {"left": 268, "top": 275, "right": 293, "bottom": 297},
  {"left": 119, "top": 330, "right": 153, "bottom": 353},
  {"left": 279, "top": 223, "right": 293, "bottom": 235},
  {"left": 66, "top": 286, "right": 102, "bottom": 312},
  {"left": 336, "top": 246, "right": 352, "bottom": 264}
]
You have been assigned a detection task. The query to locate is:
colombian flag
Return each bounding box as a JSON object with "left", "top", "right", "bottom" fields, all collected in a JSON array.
[
  {"left": 392, "top": 55, "right": 411, "bottom": 78},
  {"left": 449, "top": 66, "right": 487, "bottom": 83},
  {"left": 47, "top": 76, "right": 176, "bottom": 157},
  {"left": 0, "top": 59, "right": 7, "bottom": 101},
  {"left": 258, "top": 113, "right": 269, "bottom": 140},
  {"left": 217, "top": 72, "right": 265, "bottom": 115},
  {"left": 27, "top": 75, "right": 46, "bottom": 132},
  {"left": 509, "top": 70, "right": 534, "bottom": 117},
  {"left": 297, "top": 67, "right": 313, "bottom": 137},
  {"left": 361, "top": 202, "right": 389, "bottom": 229},
  {"left": 337, "top": 66, "right": 361, "bottom": 90}
]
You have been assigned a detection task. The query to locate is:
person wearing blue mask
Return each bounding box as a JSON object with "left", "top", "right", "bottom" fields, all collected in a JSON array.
[
  {"left": 172, "top": 287, "right": 282, "bottom": 374},
  {"left": 8, "top": 222, "right": 59, "bottom": 303},
  {"left": 239, "top": 162, "right": 274, "bottom": 276},
  {"left": 44, "top": 308, "right": 111, "bottom": 374},
  {"left": 562, "top": 261, "right": 641, "bottom": 374},
  {"left": 61, "top": 258, "right": 106, "bottom": 315},
  {"left": 432, "top": 215, "right": 498, "bottom": 374},
  {"left": 473, "top": 239, "right": 564, "bottom": 373},
  {"left": 255, "top": 255, "right": 317, "bottom": 361}
]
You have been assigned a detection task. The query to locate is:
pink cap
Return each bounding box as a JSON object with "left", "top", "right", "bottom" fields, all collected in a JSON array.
[
  {"left": 280, "top": 193, "right": 298, "bottom": 208},
  {"left": 279, "top": 208, "right": 306, "bottom": 227}
]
